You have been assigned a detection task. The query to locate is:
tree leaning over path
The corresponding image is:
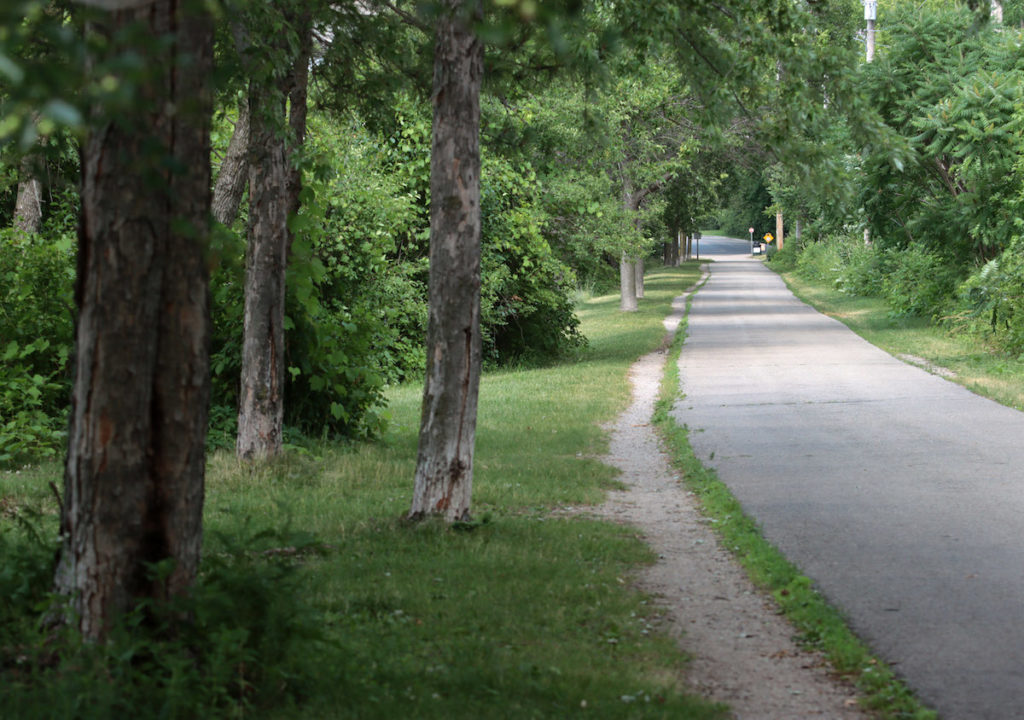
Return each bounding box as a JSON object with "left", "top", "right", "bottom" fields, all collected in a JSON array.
[
  {"left": 409, "top": 0, "right": 484, "bottom": 522},
  {"left": 54, "top": 0, "right": 213, "bottom": 640}
]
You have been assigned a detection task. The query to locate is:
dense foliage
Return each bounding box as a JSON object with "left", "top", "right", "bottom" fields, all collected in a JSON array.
[
  {"left": 749, "top": 0, "right": 1024, "bottom": 358},
  {"left": 0, "top": 229, "right": 73, "bottom": 465}
]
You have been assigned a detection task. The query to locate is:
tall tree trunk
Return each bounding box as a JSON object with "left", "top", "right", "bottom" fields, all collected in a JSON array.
[
  {"left": 286, "top": 16, "right": 312, "bottom": 224},
  {"left": 13, "top": 154, "right": 43, "bottom": 233},
  {"left": 619, "top": 253, "right": 638, "bottom": 311},
  {"left": 234, "top": 14, "right": 311, "bottom": 461},
  {"left": 54, "top": 0, "right": 213, "bottom": 641},
  {"left": 211, "top": 101, "right": 249, "bottom": 227},
  {"left": 620, "top": 181, "right": 650, "bottom": 310},
  {"left": 409, "top": 0, "right": 483, "bottom": 522},
  {"left": 236, "top": 79, "right": 289, "bottom": 461}
]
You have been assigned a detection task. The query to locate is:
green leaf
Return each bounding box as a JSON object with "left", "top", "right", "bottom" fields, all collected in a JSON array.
[{"left": 329, "top": 402, "right": 345, "bottom": 421}]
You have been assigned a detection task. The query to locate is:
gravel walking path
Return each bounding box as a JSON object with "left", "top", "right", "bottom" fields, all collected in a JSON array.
[{"left": 596, "top": 275, "right": 870, "bottom": 719}]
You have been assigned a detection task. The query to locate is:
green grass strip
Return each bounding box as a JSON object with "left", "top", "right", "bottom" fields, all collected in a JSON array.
[
  {"left": 780, "top": 269, "right": 1024, "bottom": 411},
  {"left": 652, "top": 280, "right": 938, "bottom": 720}
]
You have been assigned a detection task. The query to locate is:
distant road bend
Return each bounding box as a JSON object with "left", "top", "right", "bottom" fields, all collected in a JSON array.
[{"left": 672, "top": 235, "right": 1024, "bottom": 720}]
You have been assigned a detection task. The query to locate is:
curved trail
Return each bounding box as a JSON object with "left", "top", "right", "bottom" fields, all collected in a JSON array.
[{"left": 598, "top": 269, "right": 867, "bottom": 718}]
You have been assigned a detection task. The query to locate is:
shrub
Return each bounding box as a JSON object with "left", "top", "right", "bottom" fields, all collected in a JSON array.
[
  {"left": 481, "top": 158, "right": 586, "bottom": 364},
  {"left": 0, "top": 230, "right": 74, "bottom": 467},
  {"left": 836, "top": 241, "right": 887, "bottom": 297},
  {"left": 952, "top": 243, "right": 1024, "bottom": 353},
  {"left": 794, "top": 237, "right": 845, "bottom": 284},
  {"left": 0, "top": 514, "right": 328, "bottom": 720},
  {"left": 879, "top": 245, "right": 960, "bottom": 318}
]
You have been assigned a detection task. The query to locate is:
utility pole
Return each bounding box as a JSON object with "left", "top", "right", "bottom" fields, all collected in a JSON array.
[
  {"left": 774, "top": 60, "right": 784, "bottom": 251},
  {"left": 865, "top": 0, "right": 876, "bottom": 63},
  {"left": 864, "top": 0, "right": 876, "bottom": 246}
]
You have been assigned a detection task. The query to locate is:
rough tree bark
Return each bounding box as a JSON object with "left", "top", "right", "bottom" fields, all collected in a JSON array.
[
  {"left": 235, "top": 15, "right": 311, "bottom": 461},
  {"left": 619, "top": 252, "right": 638, "bottom": 311},
  {"left": 286, "top": 16, "right": 312, "bottom": 223},
  {"left": 54, "top": 0, "right": 213, "bottom": 641},
  {"left": 619, "top": 175, "right": 666, "bottom": 310},
  {"left": 409, "top": 0, "right": 483, "bottom": 522},
  {"left": 13, "top": 154, "right": 43, "bottom": 233},
  {"left": 236, "top": 77, "right": 289, "bottom": 460},
  {"left": 211, "top": 101, "right": 249, "bottom": 227}
]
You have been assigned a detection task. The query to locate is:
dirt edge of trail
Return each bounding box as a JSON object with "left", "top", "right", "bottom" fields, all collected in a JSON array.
[{"left": 595, "top": 272, "right": 871, "bottom": 719}]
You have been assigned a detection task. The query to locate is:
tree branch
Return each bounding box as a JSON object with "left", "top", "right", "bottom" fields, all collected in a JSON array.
[{"left": 375, "top": 0, "right": 431, "bottom": 33}]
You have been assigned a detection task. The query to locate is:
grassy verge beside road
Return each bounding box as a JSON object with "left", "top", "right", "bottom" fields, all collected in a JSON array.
[
  {"left": 2, "top": 265, "right": 728, "bottom": 719},
  {"left": 780, "top": 269, "right": 1024, "bottom": 411}
]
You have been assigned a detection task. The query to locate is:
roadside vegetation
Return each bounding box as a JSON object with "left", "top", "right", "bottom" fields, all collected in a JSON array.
[
  {"left": 767, "top": 240, "right": 1024, "bottom": 411},
  {"left": 719, "top": 2, "right": 1024, "bottom": 393},
  {"left": 1, "top": 266, "right": 736, "bottom": 720}
]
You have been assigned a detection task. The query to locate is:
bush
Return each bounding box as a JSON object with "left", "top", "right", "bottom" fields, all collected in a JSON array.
[
  {"left": 0, "top": 230, "right": 74, "bottom": 467},
  {"left": 481, "top": 157, "right": 586, "bottom": 364},
  {"left": 951, "top": 242, "right": 1024, "bottom": 353},
  {"left": 836, "top": 241, "right": 887, "bottom": 297},
  {"left": 794, "top": 237, "right": 845, "bottom": 284},
  {"left": 879, "top": 245, "right": 960, "bottom": 318},
  {"left": 207, "top": 117, "right": 427, "bottom": 444},
  {"left": 765, "top": 242, "right": 797, "bottom": 271},
  {"left": 0, "top": 514, "right": 329, "bottom": 720}
]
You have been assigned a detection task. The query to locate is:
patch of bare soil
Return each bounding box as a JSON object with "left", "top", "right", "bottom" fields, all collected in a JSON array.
[
  {"left": 896, "top": 353, "right": 956, "bottom": 379},
  {"left": 596, "top": 280, "right": 871, "bottom": 719}
]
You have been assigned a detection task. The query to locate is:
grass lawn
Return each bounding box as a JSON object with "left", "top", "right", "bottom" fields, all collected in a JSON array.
[{"left": 1, "top": 263, "right": 728, "bottom": 720}]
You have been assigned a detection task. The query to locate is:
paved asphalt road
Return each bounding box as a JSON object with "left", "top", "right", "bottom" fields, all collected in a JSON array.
[{"left": 672, "top": 236, "right": 1024, "bottom": 719}]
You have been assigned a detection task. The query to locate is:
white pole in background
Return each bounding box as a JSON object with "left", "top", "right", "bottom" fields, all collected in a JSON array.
[
  {"left": 865, "top": 0, "right": 876, "bottom": 62},
  {"left": 864, "top": 0, "right": 876, "bottom": 246}
]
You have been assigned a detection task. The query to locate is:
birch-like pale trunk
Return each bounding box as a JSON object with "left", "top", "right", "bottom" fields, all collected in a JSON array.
[
  {"left": 211, "top": 101, "right": 249, "bottom": 227},
  {"left": 619, "top": 253, "right": 638, "bottom": 311},
  {"left": 13, "top": 154, "right": 43, "bottom": 233},
  {"left": 409, "top": 0, "right": 483, "bottom": 522}
]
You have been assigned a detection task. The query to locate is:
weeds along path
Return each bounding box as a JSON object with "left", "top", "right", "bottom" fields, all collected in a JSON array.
[{"left": 597, "top": 270, "right": 868, "bottom": 719}]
